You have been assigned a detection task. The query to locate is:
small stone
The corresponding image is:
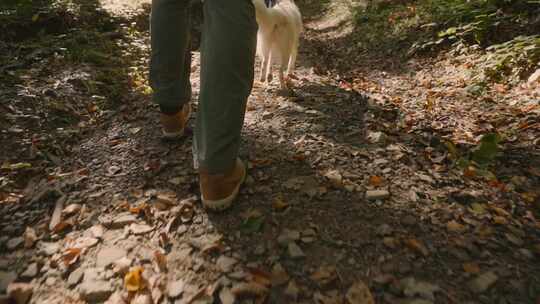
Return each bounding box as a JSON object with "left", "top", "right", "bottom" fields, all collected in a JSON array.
[
  {"left": 216, "top": 256, "right": 237, "bottom": 273},
  {"left": 0, "top": 271, "right": 17, "bottom": 293},
  {"left": 468, "top": 271, "right": 498, "bottom": 293},
  {"left": 7, "top": 237, "right": 24, "bottom": 250},
  {"left": 113, "top": 257, "right": 132, "bottom": 275},
  {"left": 7, "top": 283, "right": 33, "bottom": 304},
  {"left": 219, "top": 287, "right": 235, "bottom": 304},
  {"left": 78, "top": 279, "right": 113, "bottom": 302},
  {"left": 302, "top": 228, "right": 317, "bottom": 237},
  {"left": 401, "top": 215, "right": 416, "bottom": 226},
  {"left": 271, "top": 263, "right": 289, "bottom": 286},
  {"left": 45, "top": 277, "right": 56, "bottom": 286},
  {"left": 23, "top": 227, "right": 37, "bottom": 249},
  {"left": 110, "top": 213, "right": 137, "bottom": 228},
  {"left": 67, "top": 268, "right": 85, "bottom": 287},
  {"left": 62, "top": 204, "right": 82, "bottom": 216},
  {"left": 518, "top": 248, "right": 534, "bottom": 260},
  {"left": 366, "top": 190, "right": 390, "bottom": 201},
  {"left": 345, "top": 280, "right": 375, "bottom": 304},
  {"left": 367, "top": 131, "right": 386, "bottom": 144},
  {"left": 301, "top": 237, "right": 316, "bottom": 243},
  {"left": 88, "top": 225, "right": 105, "bottom": 239},
  {"left": 72, "top": 237, "right": 99, "bottom": 249},
  {"left": 129, "top": 223, "right": 154, "bottom": 235},
  {"left": 131, "top": 293, "right": 152, "bottom": 304},
  {"left": 20, "top": 263, "right": 39, "bottom": 280},
  {"left": 400, "top": 278, "right": 440, "bottom": 301},
  {"left": 505, "top": 233, "right": 524, "bottom": 247},
  {"left": 287, "top": 242, "right": 305, "bottom": 259},
  {"left": 96, "top": 247, "right": 127, "bottom": 268},
  {"left": 104, "top": 292, "right": 125, "bottom": 304},
  {"left": 38, "top": 242, "right": 59, "bottom": 256},
  {"left": 277, "top": 229, "right": 300, "bottom": 246},
  {"left": 376, "top": 224, "right": 393, "bottom": 236},
  {"left": 284, "top": 280, "right": 299, "bottom": 300},
  {"left": 253, "top": 244, "right": 266, "bottom": 255}
]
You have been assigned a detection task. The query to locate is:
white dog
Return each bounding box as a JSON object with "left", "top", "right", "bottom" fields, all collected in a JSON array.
[{"left": 252, "top": 0, "right": 302, "bottom": 90}]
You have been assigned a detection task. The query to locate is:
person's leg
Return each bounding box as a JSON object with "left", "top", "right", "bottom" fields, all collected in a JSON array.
[
  {"left": 194, "top": 0, "right": 257, "bottom": 173},
  {"left": 149, "top": 0, "right": 192, "bottom": 136},
  {"left": 194, "top": 0, "right": 257, "bottom": 210}
]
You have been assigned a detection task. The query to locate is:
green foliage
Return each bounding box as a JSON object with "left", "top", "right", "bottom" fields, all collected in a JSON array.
[
  {"left": 353, "top": 0, "right": 540, "bottom": 83},
  {"left": 471, "top": 133, "right": 501, "bottom": 166}
]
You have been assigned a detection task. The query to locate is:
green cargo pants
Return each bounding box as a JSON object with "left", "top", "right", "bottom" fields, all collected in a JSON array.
[{"left": 149, "top": 0, "right": 257, "bottom": 174}]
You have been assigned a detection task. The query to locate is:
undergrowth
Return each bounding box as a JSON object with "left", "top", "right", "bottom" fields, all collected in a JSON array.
[{"left": 353, "top": 0, "right": 540, "bottom": 84}]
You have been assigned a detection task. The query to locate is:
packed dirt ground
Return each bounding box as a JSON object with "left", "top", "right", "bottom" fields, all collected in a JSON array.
[{"left": 1, "top": 0, "right": 539, "bottom": 303}]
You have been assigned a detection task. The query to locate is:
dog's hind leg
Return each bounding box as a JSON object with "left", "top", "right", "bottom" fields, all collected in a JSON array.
[
  {"left": 286, "top": 43, "right": 298, "bottom": 78},
  {"left": 278, "top": 53, "right": 289, "bottom": 90}
]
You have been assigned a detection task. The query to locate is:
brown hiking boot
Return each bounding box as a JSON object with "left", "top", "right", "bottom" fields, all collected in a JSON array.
[
  {"left": 199, "top": 158, "right": 246, "bottom": 211},
  {"left": 160, "top": 103, "right": 191, "bottom": 139}
]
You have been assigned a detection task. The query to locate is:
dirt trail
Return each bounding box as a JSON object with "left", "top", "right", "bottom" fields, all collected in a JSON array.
[{"left": 1, "top": 1, "right": 539, "bottom": 303}]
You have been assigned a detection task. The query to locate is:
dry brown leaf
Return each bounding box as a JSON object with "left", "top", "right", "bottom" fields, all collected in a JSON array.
[
  {"left": 368, "top": 175, "right": 383, "bottom": 187},
  {"left": 463, "top": 167, "right": 477, "bottom": 179},
  {"left": 124, "top": 266, "right": 146, "bottom": 292},
  {"left": 52, "top": 221, "right": 73, "bottom": 234},
  {"left": 447, "top": 220, "right": 467, "bottom": 233},
  {"left": 247, "top": 268, "right": 272, "bottom": 287},
  {"left": 404, "top": 238, "right": 429, "bottom": 256},
  {"left": 493, "top": 216, "right": 508, "bottom": 225},
  {"left": 159, "top": 231, "right": 169, "bottom": 248},
  {"left": 62, "top": 248, "right": 82, "bottom": 266},
  {"left": 154, "top": 251, "right": 167, "bottom": 272},
  {"left": 310, "top": 266, "right": 337, "bottom": 287},
  {"left": 463, "top": 262, "right": 480, "bottom": 274}
]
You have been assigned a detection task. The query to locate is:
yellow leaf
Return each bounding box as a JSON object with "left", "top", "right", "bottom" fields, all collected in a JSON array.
[
  {"left": 124, "top": 266, "right": 146, "bottom": 292},
  {"left": 272, "top": 195, "right": 289, "bottom": 212},
  {"left": 32, "top": 13, "right": 40, "bottom": 22},
  {"left": 463, "top": 262, "right": 480, "bottom": 274}
]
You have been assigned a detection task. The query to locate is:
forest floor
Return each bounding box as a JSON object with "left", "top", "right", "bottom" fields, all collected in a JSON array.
[{"left": 1, "top": 0, "right": 539, "bottom": 303}]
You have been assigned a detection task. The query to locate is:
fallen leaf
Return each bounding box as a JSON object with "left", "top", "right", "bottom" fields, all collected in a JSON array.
[
  {"left": 493, "top": 216, "right": 508, "bottom": 225},
  {"left": 62, "top": 248, "right": 82, "bottom": 266},
  {"left": 404, "top": 238, "right": 429, "bottom": 256},
  {"left": 368, "top": 175, "right": 383, "bottom": 187},
  {"left": 154, "top": 251, "right": 167, "bottom": 272},
  {"left": 272, "top": 195, "right": 289, "bottom": 212},
  {"left": 52, "top": 221, "right": 73, "bottom": 234},
  {"left": 463, "top": 262, "right": 480, "bottom": 274},
  {"left": 124, "top": 266, "right": 146, "bottom": 292},
  {"left": 310, "top": 266, "right": 337, "bottom": 287},
  {"left": 247, "top": 268, "right": 272, "bottom": 287},
  {"left": 240, "top": 210, "right": 265, "bottom": 233},
  {"left": 447, "top": 220, "right": 467, "bottom": 233}
]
